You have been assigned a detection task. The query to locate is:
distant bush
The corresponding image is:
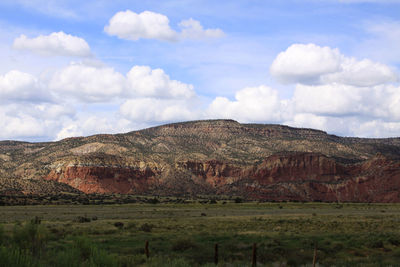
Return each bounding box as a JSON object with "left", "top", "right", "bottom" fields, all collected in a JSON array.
[
  {"left": 171, "top": 238, "right": 198, "bottom": 252},
  {"left": 147, "top": 198, "right": 160, "bottom": 204},
  {"left": 388, "top": 237, "right": 400, "bottom": 246},
  {"left": 126, "top": 222, "right": 137, "bottom": 230},
  {"left": 234, "top": 197, "right": 243, "bottom": 203},
  {"left": 73, "top": 216, "right": 91, "bottom": 223},
  {"left": 139, "top": 223, "right": 153, "bottom": 232},
  {"left": 114, "top": 222, "right": 124, "bottom": 229}
]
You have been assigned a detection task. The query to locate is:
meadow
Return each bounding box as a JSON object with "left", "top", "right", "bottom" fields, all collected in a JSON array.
[{"left": 1, "top": 200, "right": 400, "bottom": 266}]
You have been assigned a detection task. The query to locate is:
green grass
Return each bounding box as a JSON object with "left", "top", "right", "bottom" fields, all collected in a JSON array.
[{"left": 1, "top": 202, "right": 400, "bottom": 266}]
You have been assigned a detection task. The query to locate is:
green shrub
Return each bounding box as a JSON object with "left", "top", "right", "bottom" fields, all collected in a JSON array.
[
  {"left": 139, "top": 223, "right": 153, "bottom": 232},
  {"left": 114, "top": 222, "right": 124, "bottom": 229},
  {"left": 73, "top": 216, "right": 91, "bottom": 223},
  {"left": 141, "top": 256, "right": 192, "bottom": 267},
  {"left": 12, "top": 219, "right": 49, "bottom": 258},
  {"left": 0, "top": 246, "right": 38, "bottom": 267},
  {"left": 0, "top": 225, "right": 4, "bottom": 245},
  {"left": 171, "top": 238, "right": 198, "bottom": 252},
  {"left": 51, "top": 236, "right": 119, "bottom": 267},
  {"left": 234, "top": 197, "right": 243, "bottom": 203}
]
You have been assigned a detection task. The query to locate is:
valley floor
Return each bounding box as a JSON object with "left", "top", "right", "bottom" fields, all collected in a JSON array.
[{"left": 1, "top": 201, "right": 400, "bottom": 266}]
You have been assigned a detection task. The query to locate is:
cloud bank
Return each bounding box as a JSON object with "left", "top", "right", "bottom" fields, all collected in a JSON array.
[{"left": 1, "top": 40, "right": 400, "bottom": 141}]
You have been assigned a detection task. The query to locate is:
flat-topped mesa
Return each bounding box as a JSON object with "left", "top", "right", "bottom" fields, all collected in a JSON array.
[
  {"left": 138, "top": 119, "right": 330, "bottom": 140},
  {"left": 3, "top": 119, "right": 400, "bottom": 201}
]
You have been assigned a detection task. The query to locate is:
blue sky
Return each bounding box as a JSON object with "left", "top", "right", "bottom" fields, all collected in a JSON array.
[{"left": 1, "top": 0, "right": 400, "bottom": 141}]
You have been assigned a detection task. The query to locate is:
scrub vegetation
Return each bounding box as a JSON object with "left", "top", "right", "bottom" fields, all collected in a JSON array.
[{"left": 1, "top": 201, "right": 400, "bottom": 266}]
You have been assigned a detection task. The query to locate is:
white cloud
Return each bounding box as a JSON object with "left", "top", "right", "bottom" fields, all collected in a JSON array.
[
  {"left": 120, "top": 98, "right": 198, "bottom": 123},
  {"left": 126, "top": 66, "right": 195, "bottom": 99},
  {"left": 0, "top": 70, "right": 49, "bottom": 102},
  {"left": 104, "top": 10, "right": 178, "bottom": 41},
  {"left": 49, "top": 63, "right": 195, "bottom": 102},
  {"left": 0, "top": 102, "right": 75, "bottom": 140},
  {"left": 55, "top": 115, "right": 131, "bottom": 140},
  {"left": 270, "top": 43, "right": 343, "bottom": 84},
  {"left": 104, "top": 10, "right": 225, "bottom": 42},
  {"left": 321, "top": 58, "right": 397, "bottom": 86},
  {"left": 179, "top": 18, "right": 225, "bottom": 40},
  {"left": 13, "top": 31, "right": 91, "bottom": 57},
  {"left": 292, "top": 83, "right": 400, "bottom": 119},
  {"left": 207, "top": 85, "right": 283, "bottom": 122},
  {"left": 285, "top": 113, "right": 328, "bottom": 132},
  {"left": 352, "top": 120, "right": 400, "bottom": 138},
  {"left": 270, "top": 43, "right": 397, "bottom": 86},
  {"left": 49, "top": 63, "right": 125, "bottom": 102},
  {"left": 293, "top": 83, "right": 366, "bottom": 116}
]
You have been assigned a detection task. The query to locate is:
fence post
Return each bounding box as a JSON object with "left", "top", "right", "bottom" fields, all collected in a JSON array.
[
  {"left": 313, "top": 241, "right": 317, "bottom": 267},
  {"left": 214, "top": 243, "right": 218, "bottom": 265},
  {"left": 145, "top": 240, "right": 150, "bottom": 259},
  {"left": 252, "top": 243, "right": 257, "bottom": 267}
]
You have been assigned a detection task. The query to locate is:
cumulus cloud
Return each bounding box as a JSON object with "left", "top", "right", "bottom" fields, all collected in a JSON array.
[
  {"left": 104, "top": 10, "right": 224, "bottom": 42},
  {"left": 55, "top": 115, "right": 132, "bottom": 140},
  {"left": 0, "top": 70, "right": 49, "bottom": 102},
  {"left": 0, "top": 102, "right": 75, "bottom": 141},
  {"left": 207, "top": 85, "right": 283, "bottom": 122},
  {"left": 284, "top": 113, "right": 328, "bottom": 132},
  {"left": 104, "top": 10, "right": 178, "bottom": 41},
  {"left": 0, "top": 61, "right": 198, "bottom": 140},
  {"left": 13, "top": 31, "right": 91, "bottom": 57},
  {"left": 3, "top": 40, "right": 400, "bottom": 141},
  {"left": 179, "top": 18, "right": 225, "bottom": 40},
  {"left": 270, "top": 43, "right": 397, "bottom": 86},
  {"left": 120, "top": 98, "right": 198, "bottom": 123},
  {"left": 126, "top": 66, "right": 195, "bottom": 98},
  {"left": 49, "top": 63, "right": 126, "bottom": 102},
  {"left": 48, "top": 63, "right": 195, "bottom": 102},
  {"left": 270, "top": 43, "right": 343, "bottom": 84},
  {"left": 293, "top": 83, "right": 367, "bottom": 116},
  {"left": 293, "top": 83, "right": 400, "bottom": 119},
  {"left": 321, "top": 58, "right": 397, "bottom": 86}
]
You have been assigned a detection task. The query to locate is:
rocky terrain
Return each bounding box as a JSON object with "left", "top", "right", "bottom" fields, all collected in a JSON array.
[{"left": 2, "top": 119, "right": 400, "bottom": 202}]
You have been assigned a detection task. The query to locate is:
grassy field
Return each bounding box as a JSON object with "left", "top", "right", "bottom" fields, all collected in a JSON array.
[{"left": 1, "top": 201, "right": 400, "bottom": 266}]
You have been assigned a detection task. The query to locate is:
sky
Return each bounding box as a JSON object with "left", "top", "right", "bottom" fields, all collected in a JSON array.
[{"left": 1, "top": 0, "right": 400, "bottom": 141}]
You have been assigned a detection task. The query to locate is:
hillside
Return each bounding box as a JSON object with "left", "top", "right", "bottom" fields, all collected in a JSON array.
[{"left": 2, "top": 119, "right": 400, "bottom": 202}]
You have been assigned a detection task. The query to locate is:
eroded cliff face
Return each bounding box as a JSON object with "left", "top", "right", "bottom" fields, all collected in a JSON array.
[
  {"left": 43, "top": 152, "right": 400, "bottom": 202},
  {"left": 243, "top": 154, "right": 400, "bottom": 202},
  {"left": 45, "top": 154, "right": 162, "bottom": 194},
  {"left": 46, "top": 165, "right": 157, "bottom": 194}
]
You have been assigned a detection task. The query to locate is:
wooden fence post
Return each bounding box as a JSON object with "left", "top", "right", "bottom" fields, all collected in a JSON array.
[
  {"left": 313, "top": 241, "right": 317, "bottom": 267},
  {"left": 252, "top": 243, "right": 257, "bottom": 267},
  {"left": 214, "top": 243, "right": 218, "bottom": 265},
  {"left": 145, "top": 240, "right": 150, "bottom": 259}
]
